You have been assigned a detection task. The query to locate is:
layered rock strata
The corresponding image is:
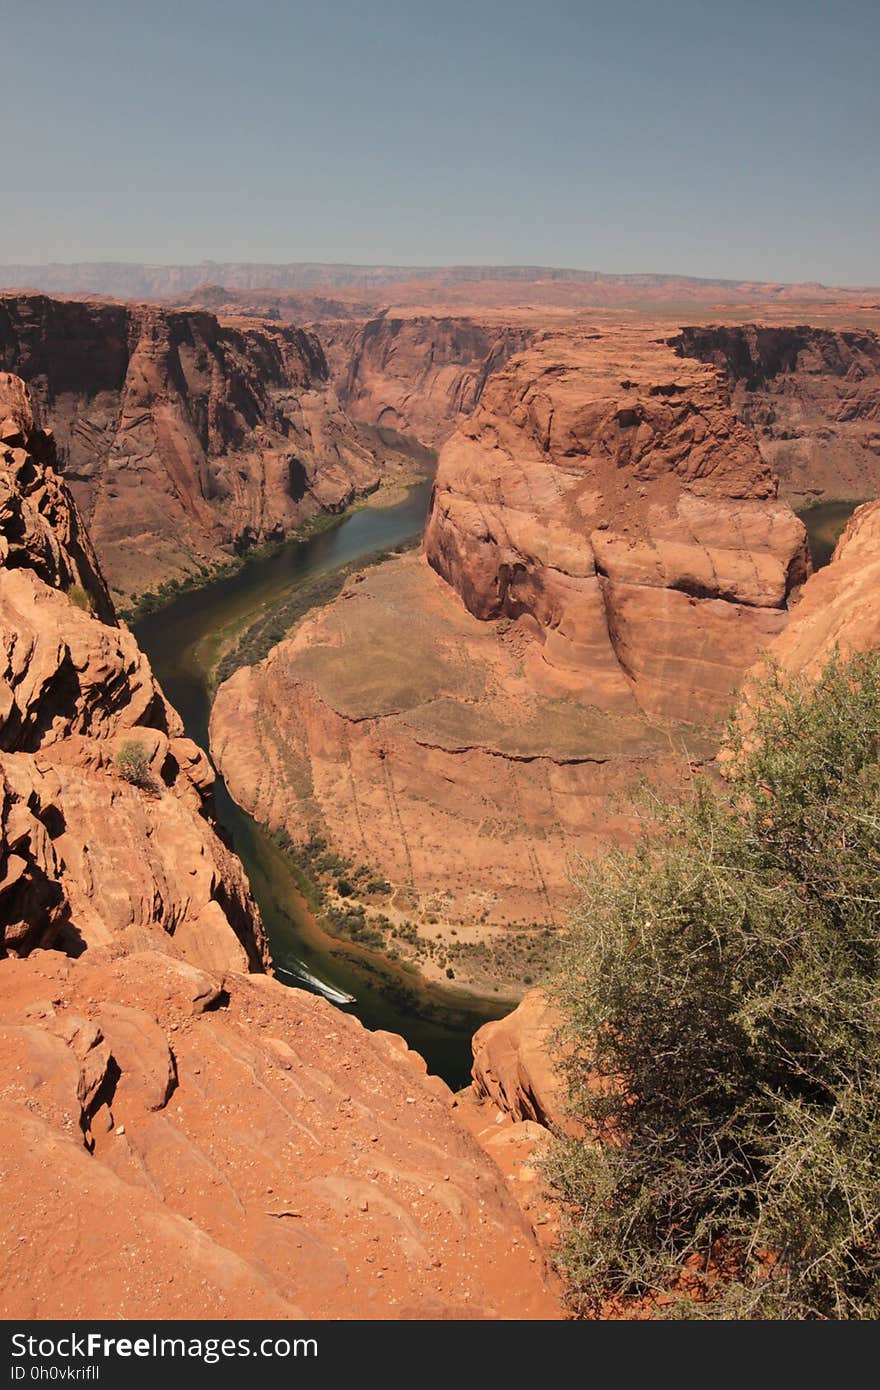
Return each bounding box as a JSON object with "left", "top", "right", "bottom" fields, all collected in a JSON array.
[
  {"left": 674, "top": 325, "right": 880, "bottom": 505},
  {"left": 0, "top": 295, "right": 413, "bottom": 603},
  {"left": 425, "top": 326, "right": 810, "bottom": 724},
  {"left": 319, "top": 315, "right": 533, "bottom": 446}
]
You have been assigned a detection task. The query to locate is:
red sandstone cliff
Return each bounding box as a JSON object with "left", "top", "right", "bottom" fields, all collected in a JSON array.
[
  {"left": 673, "top": 325, "right": 880, "bottom": 505},
  {"left": 318, "top": 315, "right": 534, "bottom": 447},
  {"left": 0, "top": 295, "right": 415, "bottom": 605},
  {"left": 425, "top": 325, "right": 810, "bottom": 724},
  {"left": 0, "top": 375, "right": 265, "bottom": 971}
]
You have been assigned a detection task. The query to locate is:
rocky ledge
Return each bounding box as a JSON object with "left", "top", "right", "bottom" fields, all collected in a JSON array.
[{"left": 0, "top": 948, "right": 557, "bottom": 1319}]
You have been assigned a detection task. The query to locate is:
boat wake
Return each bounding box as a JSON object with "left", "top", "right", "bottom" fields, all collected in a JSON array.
[{"left": 274, "top": 960, "right": 356, "bottom": 1006}]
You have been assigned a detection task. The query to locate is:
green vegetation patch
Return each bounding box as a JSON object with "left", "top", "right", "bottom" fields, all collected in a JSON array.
[{"left": 546, "top": 651, "right": 880, "bottom": 1319}]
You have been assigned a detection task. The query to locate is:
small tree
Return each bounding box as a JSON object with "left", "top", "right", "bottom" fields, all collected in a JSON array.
[
  {"left": 546, "top": 652, "right": 880, "bottom": 1319},
  {"left": 113, "top": 739, "right": 155, "bottom": 791}
]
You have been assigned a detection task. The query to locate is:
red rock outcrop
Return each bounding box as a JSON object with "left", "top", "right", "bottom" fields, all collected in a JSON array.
[
  {"left": 0, "top": 376, "right": 265, "bottom": 971},
  {"left": 319, "top": 315, "right": 533, "bottom": 446},
  {"left": 0, "top": 295, "right": 415, "bottom": 605},
  {"left": 0, "top": 948, "right": 558, "bottom": 1319},
  {"left": 673, "top": 325, "right": 880, "bottom": 505},
  {"left": 425, "top": 325, "right": 810, "bottom": 725},
  {"left": 470, "top": 990, "right": 564, "bottom": 1128}
]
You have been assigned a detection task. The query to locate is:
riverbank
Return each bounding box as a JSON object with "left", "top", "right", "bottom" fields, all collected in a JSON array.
[{"left": 122, "top": 428, "right": 434, "bottom": 624}]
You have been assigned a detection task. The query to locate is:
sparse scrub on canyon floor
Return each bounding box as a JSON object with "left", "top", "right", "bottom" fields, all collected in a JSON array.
[
  {"left": 269, "top": 827, "right": 551, "bottom": 989},
  {"left": 547, "top": 652, "right": 880, "bottom": 1320}
]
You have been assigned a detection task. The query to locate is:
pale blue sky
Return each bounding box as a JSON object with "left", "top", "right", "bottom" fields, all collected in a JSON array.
[{"left": 3, "top": 0, "right": 878, "bottom": 283}]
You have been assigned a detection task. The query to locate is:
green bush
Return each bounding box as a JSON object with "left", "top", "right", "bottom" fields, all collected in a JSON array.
[
  {"left": 113, "top": 739, "right": 155, "bottom": 791},
  {"left": 67, "top": 582, "right": 93, "bottom": 613},
  {"left": 546, "top": 652, "right": 880, "bottom": 1320}
]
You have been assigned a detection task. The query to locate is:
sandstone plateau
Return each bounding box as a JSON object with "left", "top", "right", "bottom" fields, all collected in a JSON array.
[
  {"left": 0, "top": 294, "right": 419, "bottom": 606},
  {"left": 3, "top": 258, "right": 877, "bottom": 304},
  {"left": 210, "top": 323, "right": 813, "bottom": 984},
  {"left": 0, "top": 372, "right": 558, "bottom": 1320}
]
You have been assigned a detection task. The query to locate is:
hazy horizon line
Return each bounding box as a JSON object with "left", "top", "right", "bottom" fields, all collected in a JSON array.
[{"left": 0, "top": 258, "right": 877, "bottom": 293}]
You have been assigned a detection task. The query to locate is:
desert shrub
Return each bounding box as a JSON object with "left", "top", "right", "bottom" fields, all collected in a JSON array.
[
  {"left": 113, "top": 739, "right": 155, "bottom": 790},
  {"left": 546, "top": 652, "right": 880, "bottom": 1320},
  {"left": 366, "top": 877, "right": 392, "bottom": 895},
  {"left": 67, "top": 582, "right": 93, "bottom": 613}
]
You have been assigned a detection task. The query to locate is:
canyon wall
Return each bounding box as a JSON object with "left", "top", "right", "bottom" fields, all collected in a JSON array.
[
  {"left": 0, "top": 295, "right": 411, "bottom": 605},
  {"left": 211, "top": 325, "right": 809, "bottom": 985},
  {"left": 0, "top": 371, "right": 558, "bottom": 1319},
  {"left": 674, "top": 325, "right": 880, "bottom": 505},
  {"left": 318, "top": 315, "right": 534, "bottom": 446}
]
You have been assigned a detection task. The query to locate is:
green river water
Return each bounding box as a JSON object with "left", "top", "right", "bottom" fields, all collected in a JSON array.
[{"left": 797, "top": 499, "right": 867, "bottom": 570}]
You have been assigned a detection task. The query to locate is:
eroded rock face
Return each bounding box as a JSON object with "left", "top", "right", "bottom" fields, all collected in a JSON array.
[
  {"left": 470, "top": 990, "right": 564, "bottom": 1129},
  {"left": 0, "top": 949, "right": 559, "bottom": 1320},
  {"left": 0, "top": 295, "right": 410, "bottom": 603},
  {"left": 319, "top": 315, "right": 533, "bottom": 446},
  {"left": 673, "top": 325, "right": 880, "bottom": 506},
  {"left": 0, "top": 377, "right": 265, "bottom": 971},
  {"left": 425, "top": 326, "right": 809, "bottom": 724}
]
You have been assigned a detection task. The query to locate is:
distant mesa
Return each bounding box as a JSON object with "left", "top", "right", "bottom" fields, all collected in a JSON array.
[{"left": 0, "top": 259, "right": 876, "bottom": 304}]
